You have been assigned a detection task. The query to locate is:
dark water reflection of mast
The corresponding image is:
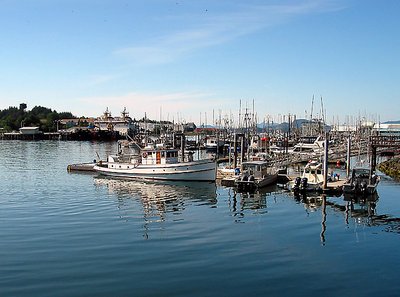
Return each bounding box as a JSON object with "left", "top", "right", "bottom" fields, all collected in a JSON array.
[{"left": 320, "top": 195, "right": 327, "bottom": 245}]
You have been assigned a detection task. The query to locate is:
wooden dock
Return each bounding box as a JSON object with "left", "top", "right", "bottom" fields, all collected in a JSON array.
[
  {"left": 67, "top": 162, "right": 97, "bottom": 172},
  {"left": 217, "top": 167, "right": 346, "bottom": 195},
  {"left": 322, "top": 180, "right": 346, "bottom": 195},
  {"left": 280, "top": 173, "right": 346, "bottom": 195}
]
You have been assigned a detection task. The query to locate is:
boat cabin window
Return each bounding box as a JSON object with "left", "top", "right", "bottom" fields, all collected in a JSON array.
[
  {"left": 242, "top": 164, "right": 254, "bottom": 171},
  {"left": 305, "top": 169, "right": 317, "bottom": 175},
  {"left": 242, "top": 163, "right": 267, "bottom": 173},
  {"left": 166, "top": 151, "right": 178, "bottom": 158},
  {"left": 355, "top": 170, "right": 370, "bottom": 178}
]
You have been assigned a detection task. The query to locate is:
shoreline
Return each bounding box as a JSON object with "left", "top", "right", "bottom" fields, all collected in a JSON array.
[{"left": 378, "top": 155, "right": 400, "bottom": 179}]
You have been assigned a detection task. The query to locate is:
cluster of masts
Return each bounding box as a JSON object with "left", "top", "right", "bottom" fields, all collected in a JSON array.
[{"left": 99, "top": 95, "right": 381, "bottom": 160}]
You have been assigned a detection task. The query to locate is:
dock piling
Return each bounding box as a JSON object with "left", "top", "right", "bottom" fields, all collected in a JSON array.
[
  {"left": 346, "top": 136, "right": 351, "bottom": 178},
  {"left": 323, "top": 134, "right": 329, "bottom": 190}
]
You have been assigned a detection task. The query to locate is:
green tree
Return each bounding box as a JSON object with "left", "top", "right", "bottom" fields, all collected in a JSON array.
[
  {"left": 0, "top": 105, "right": 77, "bottom": 132},
  {"left": 58, "top": 112, "right": 74, "bottom": 119}
]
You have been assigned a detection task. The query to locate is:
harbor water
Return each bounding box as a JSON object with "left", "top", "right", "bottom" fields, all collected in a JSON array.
[{"left": 1, "top": 141, "right": 399, "bottom": 297}]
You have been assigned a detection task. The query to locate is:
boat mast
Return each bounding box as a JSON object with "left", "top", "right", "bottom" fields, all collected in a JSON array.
[
  {"left": 310, "top": 95, "right": 314, "bottom": 136},
  {"left": 238, "top": 99, "right": 242, "bottom": 129}
]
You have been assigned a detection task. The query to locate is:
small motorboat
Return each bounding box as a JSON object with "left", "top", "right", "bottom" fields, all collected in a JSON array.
[
  {"left": 342, "top": 167, "right": 380, "bottom": 196},
  {"left": 289, "top": 160, "right": 324, "bottom": 193},
  {"left": 234, "top": 160, "right": 278, "bottom": 192}
]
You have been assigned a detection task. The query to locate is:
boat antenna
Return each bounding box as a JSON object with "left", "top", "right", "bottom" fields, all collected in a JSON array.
[
  {"left": 310, "top": 94, "right": 314, "bottom": 121},
  {"left": 320, "top": 96, "right": 325, "bottom": 124},
  {"left": 310, "top": 95, "right": 314, "bottom": 136},
  {"left": 238, "top": 99, "right": 242, "bottom": 129}
]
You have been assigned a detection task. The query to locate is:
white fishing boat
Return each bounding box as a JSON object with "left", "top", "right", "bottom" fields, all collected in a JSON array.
[
  {"left": 94, "top": 142, "right": 216, "bottom": 182},
  {"left": 289, "top": 160, "right": 324, "bottom": 193},
  {"left": 204, "top": 135, "right": 224, "bottom": 151},
  {"left": 288, "top": 136, "right": 325, "bottom": 156},
  {"left": 94, "top": 107, "right": 135, "bottom": 136},
  {"left": 234, "top": 160, "right": 278, "bottom": 192}
]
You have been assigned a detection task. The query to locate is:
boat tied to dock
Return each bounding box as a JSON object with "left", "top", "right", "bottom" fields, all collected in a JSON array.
[
  {"left": 93, "top": 140, "right": 217, "bottom": 182},
  {"left": 234, "top": 160, "right": 278, "bottom": 192},
  {"left": 342, "top": 167, "right": 380, "bottom": 196},
  {"left": 288, "top": 160, "right": 325, "bottom": 193}
]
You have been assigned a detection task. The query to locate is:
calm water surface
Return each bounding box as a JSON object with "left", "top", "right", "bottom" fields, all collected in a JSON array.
[{"left": 1, "top": 141, "right": 399, "bottom": 297}]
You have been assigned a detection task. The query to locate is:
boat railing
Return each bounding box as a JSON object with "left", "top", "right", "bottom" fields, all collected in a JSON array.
[{"left": 115, "top": 153, "right": 140, "bottom": 163}]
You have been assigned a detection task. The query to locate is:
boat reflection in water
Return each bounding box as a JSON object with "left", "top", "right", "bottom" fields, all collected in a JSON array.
[
  {"left": 342, "top": 192, "right": 379, "bottom": 226},
  {"left": 93, "top": 177, "right": 217, "bottom": 238},
  {"left": 228, "top": 184, "right": 280, "bottom": 221},
  {"left": 292, "top": 191, "right": 326, "bottom": 212},
  {"left": 288, "top": 189, "right": 400, "bottom": 244}
]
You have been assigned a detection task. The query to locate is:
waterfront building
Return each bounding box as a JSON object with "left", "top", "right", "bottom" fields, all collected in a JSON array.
[
  {"left": 19, "top": 127, "right": 41, "bottom": 135},
  {"left": 373, "top": 123, "right": 400, "bottom": 136},
  {"left": 59, "top": 119, "right": 81, "bottom": 129}
]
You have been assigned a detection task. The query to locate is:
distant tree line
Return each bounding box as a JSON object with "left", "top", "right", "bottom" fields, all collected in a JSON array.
[{"left": 0, "top": 104, "right": 75, "bottom": 132}]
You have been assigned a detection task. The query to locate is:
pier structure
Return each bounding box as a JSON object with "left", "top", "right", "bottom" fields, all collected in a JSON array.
[{"left": 369, "top": 135, "right": 400, "bottom": 172}]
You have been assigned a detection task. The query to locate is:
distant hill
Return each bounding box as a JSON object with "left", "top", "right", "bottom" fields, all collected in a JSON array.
[
  {"left": 257, "top": 119, "right": 329, "bottom": 132},
  {"left": 198, "top": 124, "right": 215, "bottom": 129},
  {"left": 382, "top": 120, "right": 400, "bottom": 124}
]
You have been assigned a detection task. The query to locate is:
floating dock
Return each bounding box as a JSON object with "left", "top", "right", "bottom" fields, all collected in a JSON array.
[
  {"left": 67, "top": 162, "right": 97, "bottom": 172},
  {"left": 321, "top": 180, "right": 346, "bottom": 195},
  {"left": 218, "top": 168, "right": 346, "bottom": 195}
]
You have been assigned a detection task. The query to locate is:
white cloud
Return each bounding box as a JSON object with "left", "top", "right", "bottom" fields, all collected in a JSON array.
[
  {"left": 87, "top": 74, "right": 119, "bottom": 86},
  {"left": 113, "top": 0, "right": 345, "bottom": 65}
]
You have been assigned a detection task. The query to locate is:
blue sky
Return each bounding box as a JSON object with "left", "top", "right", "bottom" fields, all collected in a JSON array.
[{"left": 1, "top": 0, "right": 399, "bottom": 125}]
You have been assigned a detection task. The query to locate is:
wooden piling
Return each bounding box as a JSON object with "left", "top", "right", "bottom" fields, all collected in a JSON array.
[
  {"left": 323, "top": 135, "right": 329, "bottom": 190},
  {"left": 346, "top": 136, "right": 351, "bottom": 178}
]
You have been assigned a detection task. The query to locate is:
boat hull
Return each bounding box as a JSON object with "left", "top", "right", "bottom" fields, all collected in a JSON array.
[
  {"left": 342, "top": 183, "right": 379, "bottom": 195},
  {"left": 235, "top": 174, "right": 278, "bottom": 192},
  {"left": 288, "top": 181, "right": 323, "bottom": 193},
  {"left": 94, "top": 159, "right": 216, "bottom": 182},
  {"left": 342, "top": 168, "right": 380, "bottom": 196}
]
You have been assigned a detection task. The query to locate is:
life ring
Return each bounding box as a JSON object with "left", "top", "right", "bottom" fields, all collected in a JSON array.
[{"left": 142, "top": 152, "right": 148, "bottom": 158}]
